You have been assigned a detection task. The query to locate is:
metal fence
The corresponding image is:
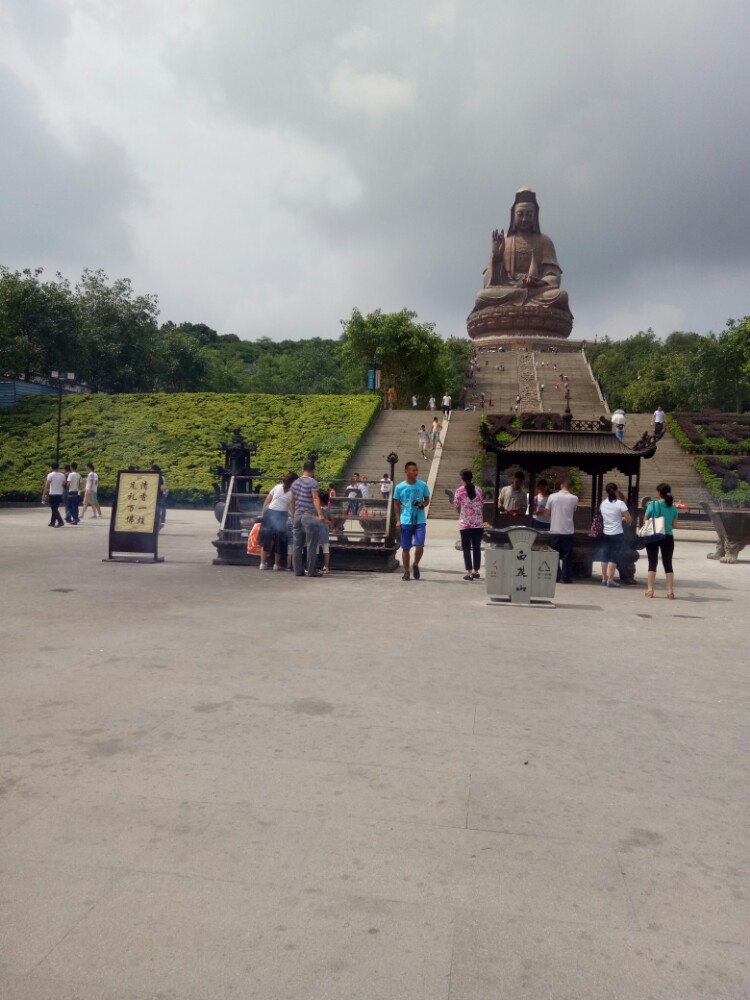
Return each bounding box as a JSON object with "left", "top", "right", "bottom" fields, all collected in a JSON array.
[{"left": 218, "top": 476, "right": 395, "bottom": 547}]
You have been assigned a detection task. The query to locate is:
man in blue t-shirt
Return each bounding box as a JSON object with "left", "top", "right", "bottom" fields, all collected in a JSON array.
[{"left": 393, "top": 461, "right": 430, "bottom": 581}]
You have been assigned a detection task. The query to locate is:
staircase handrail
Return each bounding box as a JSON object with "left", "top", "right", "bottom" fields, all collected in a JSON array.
[{"left": 582, "top": 349, "right": 610, "bottom": 415}]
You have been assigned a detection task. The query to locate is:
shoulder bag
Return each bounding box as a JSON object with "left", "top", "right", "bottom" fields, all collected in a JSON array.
[
  {"left": 636, "top": 501, "right": 668, "bottom": 546},
  {"left": 589, "top": 513, "right": 604, "bottom": 538}
]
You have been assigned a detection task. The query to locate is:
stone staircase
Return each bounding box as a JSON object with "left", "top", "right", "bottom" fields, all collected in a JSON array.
[
  {"left": 465, "top": 348, "right": 607, "bottom": 421},
  {"left": 517, "top": 352, "right": 541, "bottom": 410},
  {"left": 533, "top": 351, "right": 607, "bottom": 420},
  {"left": 577, "top": 413, "right": 712, "bottom": 524},
  {"left": 428, "top": 410, "right": 485, "bottom": 519},
  {"left": 464, "top": 351, "right": 522, "bottom": 412},
  {"left": 341, "top": 410, "right": 437, "bottom": 486},
  {"left": 341, "top": 355, "right": 710, "bottom": 528}
]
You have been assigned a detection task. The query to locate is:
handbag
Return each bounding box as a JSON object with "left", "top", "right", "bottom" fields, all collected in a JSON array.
[
  {"left": 588, "top": 513, "right": 603, "bottom": 538},
  {"left": 636, "top": 502, "right": 668, "bottom": 545}
]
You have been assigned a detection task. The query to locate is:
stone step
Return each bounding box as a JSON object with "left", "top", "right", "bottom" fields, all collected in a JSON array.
[
  {"left": 429, "top": 410, "right": 484, "bottom": 518},
  {"left": 342, "top": 410, "right": 443, "bottom": 487}
]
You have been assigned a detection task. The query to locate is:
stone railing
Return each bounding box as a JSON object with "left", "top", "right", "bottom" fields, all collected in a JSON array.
[{"left": 581, "top": 351, "right": 609, "bottom": 415}]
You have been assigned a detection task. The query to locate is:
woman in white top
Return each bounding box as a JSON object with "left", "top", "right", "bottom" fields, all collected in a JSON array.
[
  {"left": 599, "top": 482, "right": 632, "bottom": 587},
  {"left": 259, "top": 471, "right": 298, "bottom": 570}
]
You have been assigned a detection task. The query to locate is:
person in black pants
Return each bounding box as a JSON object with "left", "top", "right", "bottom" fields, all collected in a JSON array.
[
  {"left": 542, "top": 478, "right": 579, "bottom": 583},
  {"left": 644, "top": 482, "right": 679, "bottom": 599},
  {"left": 454, "top": 469, "right": 485, "bottom": 581},
  {"left": 41, "top": 463, "right": 66, "bottom": 527}
]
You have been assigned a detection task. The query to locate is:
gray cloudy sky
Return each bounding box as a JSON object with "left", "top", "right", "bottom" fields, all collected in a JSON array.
[{"left": 2, "top": 0, "right": 749, "bottom": 343}]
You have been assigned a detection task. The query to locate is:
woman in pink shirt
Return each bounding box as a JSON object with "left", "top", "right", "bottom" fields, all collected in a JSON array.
[{"left": 454, "top": 469, "right": 485, "bottom": 581}]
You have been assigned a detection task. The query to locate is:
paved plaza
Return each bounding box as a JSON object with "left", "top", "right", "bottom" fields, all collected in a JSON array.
[{"left": 1, "top": 507, "right": 748, "bottom": 999}]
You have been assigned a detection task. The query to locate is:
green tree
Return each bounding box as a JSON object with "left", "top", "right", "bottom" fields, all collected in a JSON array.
[
  {"left": 0, "top": 267, "right": 79, "bottom": 379},
  {"left": 588, "top": 330, "right": 662, "bottom": 408},
  {"left": 339, "top": 308, "right": 467, "bottom": 406},
  {"left": 155, "top": 328, "right": 209, "bottom": 391},
  {"left": 717, "top": 319, "right": 750, "bottom": 412},
  {"left": 76, "top": 269, "right": 160, "bottom": 392},
  {"left": 161, "top": 320, "right": 219, "bottom": 346}
]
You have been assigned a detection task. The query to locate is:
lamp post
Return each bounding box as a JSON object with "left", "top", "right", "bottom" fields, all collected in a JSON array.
[{"left": 49, "top": 371, "right": 75, "bottom": 465}]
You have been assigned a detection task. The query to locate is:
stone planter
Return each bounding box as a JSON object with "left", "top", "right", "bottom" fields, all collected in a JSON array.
[
  {"left": 328, "top": 507, "right": 349, "bottom": 541},
  {"left": 703, "top": 503, "right": 750, "bottom": 563},
  {"left": 358, "top": 510, "right": 387, "bottom": 542}
]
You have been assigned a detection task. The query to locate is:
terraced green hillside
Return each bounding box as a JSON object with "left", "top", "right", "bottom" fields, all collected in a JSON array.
[{"left": 0, "top": 393, "right": 380, "bottom": 505}]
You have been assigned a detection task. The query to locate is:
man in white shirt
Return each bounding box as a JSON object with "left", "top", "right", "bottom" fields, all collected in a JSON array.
[
  {"left": 542, "top": 479, "right": 579, "bottom": 583},
  {"left": 80, "top": 463, "right": 102, "bottom": 519},
  {"left": 66, "top": 463, "right": 81, "bottom": 524},
  {"left": 345, "top": 474, "right": 362, "bottom": 517},
  {"left": 441, "top": 393, "right": 452, "bottom": 419},
  {"left": 418, "top": 424, "right": 430, "bottom": 459},
  {"left": 359, "top": 476, "right": 370, "bottom": 502},
  {"left": 651, "top": 405, "right": 666, "bottom": 439},
  {"left": 611, "top": 408, "right": 626, "bottom": 442},
  {"left": 379, "top": 474, "right": 392, "bottom": 498},
  {"left": 41, "top": 463, "right": 66, "bottom": 527},
  {"left": 499, "top": 472, "right": 527, "bottom": 513}
]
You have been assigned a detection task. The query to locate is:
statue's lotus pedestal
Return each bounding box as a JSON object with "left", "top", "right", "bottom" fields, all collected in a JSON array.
[{"left": 467, "top": 304, "right": 572, "bottom": 345}]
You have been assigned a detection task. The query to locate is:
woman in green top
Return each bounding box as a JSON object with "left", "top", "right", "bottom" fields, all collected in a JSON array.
[{"left": 644, "top": 482, "right": 679, "bottom": 599}]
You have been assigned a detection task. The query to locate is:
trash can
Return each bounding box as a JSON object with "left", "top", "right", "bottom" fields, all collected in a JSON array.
[{"left": 486, "top": 526, "right": 557, "bottom": 605}]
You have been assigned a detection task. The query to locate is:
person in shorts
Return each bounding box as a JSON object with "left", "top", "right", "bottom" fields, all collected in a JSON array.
[
  {"left": 431, "top": 417, "right": 443, "bottom": 451},
  {"left": 418, "top": 424, "right": 430, "bottom": 459},
  {"left": 79, "top": 463, "right": 102, "bottom": 519},
  {"left": 393, "top": 461, "right": 430, "bottom": 581}
]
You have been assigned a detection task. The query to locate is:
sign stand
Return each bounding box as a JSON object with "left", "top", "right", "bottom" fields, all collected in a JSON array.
[{"left": 104, "top": 470, "right": 164, "bottom": 563}]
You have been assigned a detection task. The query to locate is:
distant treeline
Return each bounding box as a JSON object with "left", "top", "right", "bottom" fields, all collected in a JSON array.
[
  {"left": 586, "top": 319, "right": 750, "bottom": 413},
  {"left": 0, "top": 267, "right": 470, "bottom": 401}
]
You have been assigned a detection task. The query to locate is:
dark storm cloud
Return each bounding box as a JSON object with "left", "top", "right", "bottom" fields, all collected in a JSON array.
[
  {"left": 0, "top": 67, "right": 143, "bottom": 272},
  {"left": 164, "top": 1, "right": 750, "bottom": 338},
  {"left": 1, "top": 1, "right": 748, "bottom": 339}
]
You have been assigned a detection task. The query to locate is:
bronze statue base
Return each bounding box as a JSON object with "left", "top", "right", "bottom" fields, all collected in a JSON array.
[{"left": 467, "top": 304, "right": 573, "bottom": 343}]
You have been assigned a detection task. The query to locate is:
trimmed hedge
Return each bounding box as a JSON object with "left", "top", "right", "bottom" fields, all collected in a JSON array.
[
  {"left": 0, "top": 393, "right": 381, "bottom": 505},
  {"left": 668, "top": 412, "right": 750, "bottom": 455},
  {"left": 694, "top": 455, "right": 750, "bottom": 503},
  {"left": 665, "top": 411, "right": 750, "bottom": 501}
]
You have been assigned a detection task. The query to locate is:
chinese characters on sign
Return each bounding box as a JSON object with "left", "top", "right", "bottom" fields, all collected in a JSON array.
[
  {"left": 114, "top": 473, "right": 159, "bottom": 533},
  {"left": 514, "top": 546, "right": 530, "bottom": 595},
  {"left": 485, "top": 527, "right": 557, "bottom": 604}
]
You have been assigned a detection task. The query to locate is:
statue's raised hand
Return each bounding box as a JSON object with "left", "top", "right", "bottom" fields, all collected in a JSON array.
[{"left": 492, "top": 229, "right": 505, "bottom": 254}]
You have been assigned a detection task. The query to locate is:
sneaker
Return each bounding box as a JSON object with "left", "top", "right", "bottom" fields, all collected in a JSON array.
[
  {"left": 259, "top": 563, "right": 270, "bottom": 570},
  {"left": 402, "top": 571, "right": 410, "bottom": 581},
  {"left": 412, "top": 564, "right": 421, "bottom": 580},
  {"left": 272, "top": 564, "right": 280, "bottom": 571},
  {"left": 606, "top": 580, "right": 620, "bottom": 588}
]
